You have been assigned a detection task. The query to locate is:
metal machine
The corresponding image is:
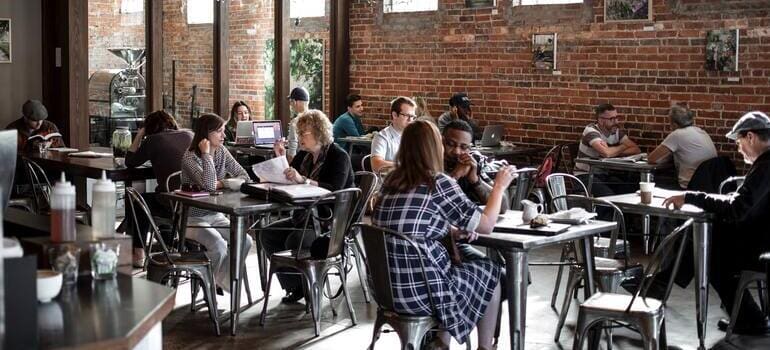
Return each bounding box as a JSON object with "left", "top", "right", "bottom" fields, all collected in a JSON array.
[{"left": 88, "top": 48, "right": 147, "bottom": 146}]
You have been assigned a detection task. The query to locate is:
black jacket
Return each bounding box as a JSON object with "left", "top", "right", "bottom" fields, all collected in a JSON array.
[
  {"left": 685, "top": 149, "right": 770, "bottom": 229},
  {"left": 291, "top": 143, "right": 354, "bottom": 191}
]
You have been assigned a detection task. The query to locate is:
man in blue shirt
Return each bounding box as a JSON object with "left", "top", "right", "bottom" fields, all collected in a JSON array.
[{"left": 333, "top": 93, "right": 365, "bottom": 151}]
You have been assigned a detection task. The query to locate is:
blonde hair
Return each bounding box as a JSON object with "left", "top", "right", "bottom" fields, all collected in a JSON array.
[
  {"left": 382, "top": 120, "right": 444, "bottom": 193},
  {"left": 414, "top": 96, "right": 431, "bottom": 118},
  {"left": 296, "top": 109, "right": 334, "bottom": 146}
]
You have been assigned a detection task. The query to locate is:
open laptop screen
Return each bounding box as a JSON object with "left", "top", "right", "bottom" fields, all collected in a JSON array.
[{"left": 252, "top": 120, "right": 283, "bottom": 145}]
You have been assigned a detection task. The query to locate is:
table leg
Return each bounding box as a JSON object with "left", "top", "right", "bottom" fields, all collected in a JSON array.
[
  {"left": 229, "top": 215, "right": 246, "bottom": 336},
  {"left": 643, "top": 214, "right": 651, "bottom": 255},
  {"left": 693, "top": 220, "right": 711, "bottom": 350},
  {"left": 176, "top": 205, "right": 190, "bottom": 252},
  {"left": 501, "top": 249, "right": 528, "bottom": 350},
  {"left": 575, "top": 236, "right": 600, "bottom": 348},
  {"left": 586, "top": 167, "right": 595, "bottom": 194}
]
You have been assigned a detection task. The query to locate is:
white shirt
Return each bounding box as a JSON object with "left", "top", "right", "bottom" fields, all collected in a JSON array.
[
  {"left": 371, "top": 125, "right": 402, "bottom": 162},
  {"left": 661, "top": 126, "right": 717, "bottom": 188}
]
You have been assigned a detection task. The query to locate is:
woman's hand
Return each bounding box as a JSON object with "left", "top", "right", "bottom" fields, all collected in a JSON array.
[
  {"left": 274, "top": 138, "right": 287, "bottom": 157},
  {"left": 283, "top": 167, "right": 303, "bottom": 183},
  {"left": 198, "top": 138, "right": 211, "bottom": 155},
  {"left": 216, "top": 180, "right": 224, "bottom": 190},
  {"left": 662, "top": 195, "right": 685, "bottom": 210},
  {"left": 493, "top": 165, "right": 517, "bottom": 189},
  {"left": 451, "top": 227, "right": 479, "bottom": 243}
]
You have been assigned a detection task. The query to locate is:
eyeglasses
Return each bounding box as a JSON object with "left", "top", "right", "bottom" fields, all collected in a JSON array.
[
  {"left": 443, "top": 139, "right": 472, "bottom": 152},
  {"left": 181, "top": 183, "right": 203, "bottom": 192},
  {"left": 398, "top": 112, "right": 417, "bottom": 120}
]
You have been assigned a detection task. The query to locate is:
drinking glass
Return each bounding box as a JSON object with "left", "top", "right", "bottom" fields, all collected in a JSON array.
[
  {"left": 48, "top": 244, "right": 81, "bottom": 285},
  {"left": 90, "top": 242, "right": 120, "bottom": 280}
]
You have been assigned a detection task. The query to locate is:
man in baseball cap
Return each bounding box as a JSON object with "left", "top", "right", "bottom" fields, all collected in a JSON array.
[
  {"left": 5, "top": 99, "right": 65, "bottom": 151},
  {"left": 662, "top": 111, "right": 770, "bottom": 334},
  {"left": 437, "top": 92, "right": 481, "bottom": 140},
  {"left": 282, "top": 87, "right": 310, "bottom": 160}
]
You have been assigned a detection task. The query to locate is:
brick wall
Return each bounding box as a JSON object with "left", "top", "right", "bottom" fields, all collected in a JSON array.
[
  {"left": 88, "top": 0, "right": 145, "bottom": 75},
  {"left": 349, "top": 0, "right": 770, "bottom": 168}
]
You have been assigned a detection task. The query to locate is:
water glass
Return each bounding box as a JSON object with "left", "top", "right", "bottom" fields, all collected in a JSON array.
[
  {"left": 38, "top": 142, "right": 49, "bottom": 154},
  {"left": 90, "top": 242, "right": 120, "bottom": 280},
  {"left": 48, "top": 245, "right": 81, "bottom": 285}
]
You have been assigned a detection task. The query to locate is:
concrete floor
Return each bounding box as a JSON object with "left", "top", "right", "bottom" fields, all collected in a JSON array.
[{"left": 158, "top": 243, "right": 770, "bottom": 349}]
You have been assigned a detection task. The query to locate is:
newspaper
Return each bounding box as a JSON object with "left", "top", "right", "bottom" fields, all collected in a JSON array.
[{"left": 251, "top": 156, "right": 294, "bottom": 184}]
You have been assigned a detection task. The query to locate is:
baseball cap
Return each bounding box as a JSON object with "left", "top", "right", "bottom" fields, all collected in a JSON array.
[
  {"left": 22, "top": 100, "right": 49, "bottom": 121},
  {"left": 287, "top": 87, "right": 310, "bottom": 102},
  {"left": 449, "top": 93, "right": 473, "bottom": 109},
  {"left": 726, "top": 111, "right": 770, "bottom": 140}
]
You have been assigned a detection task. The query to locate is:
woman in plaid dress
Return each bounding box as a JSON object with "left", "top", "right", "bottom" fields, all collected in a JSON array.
[{"left": 373, "top": 120, "right": 517, "bottom": 349}]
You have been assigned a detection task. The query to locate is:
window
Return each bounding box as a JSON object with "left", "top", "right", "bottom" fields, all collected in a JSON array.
[
  {"left": 187, "top": 0, "right": 213, "bottom": 25},
  {"left": 517, "top": 0, "right": 582, "bottom": 5},
  {"left": 120, "top": 0, "right": 144, "bottom": 14},
  {"left": 290, "top": 0, "right": 325, "bottom": 18},
  {"left": 384, "top": 0, "right": 438, "bottom": 13}
]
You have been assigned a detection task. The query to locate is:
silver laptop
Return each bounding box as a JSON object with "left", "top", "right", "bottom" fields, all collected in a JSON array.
[
  {"left": 480, "top": 125, "right": 504, "bottom": 147},
  {"left": 252, "top": 120, "right": 282, "bottom": 147},
  {"left": 234, "top": 121, "right": 255, "bottom": 145}
]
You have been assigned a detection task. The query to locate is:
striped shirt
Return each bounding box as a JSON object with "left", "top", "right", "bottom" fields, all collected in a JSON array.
[
  {"left": 181, "top": 146, "right": 249, "bottom": 217},
  {"left": 574, "top": 123, "right": 627, "bottom": 175}
]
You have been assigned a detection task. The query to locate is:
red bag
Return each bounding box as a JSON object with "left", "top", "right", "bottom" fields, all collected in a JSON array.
[{"left": 534, "top": 146, "right": 560, "bottom": 188}]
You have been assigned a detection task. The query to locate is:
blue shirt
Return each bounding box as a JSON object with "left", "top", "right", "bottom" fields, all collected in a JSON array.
[{"left": 333, "top": 111, "right": 365, "bottom": 150}]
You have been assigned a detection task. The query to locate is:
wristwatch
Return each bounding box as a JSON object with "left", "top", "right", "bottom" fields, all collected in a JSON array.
[{"left": 302, "top": 176, "right": 311, "bottom": 185}]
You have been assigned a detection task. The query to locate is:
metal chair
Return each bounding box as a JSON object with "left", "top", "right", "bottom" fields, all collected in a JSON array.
[
  {"left": 573, "top": 219, "right": 695, "bottom": 350},
  {"left": 346, "top": 171, "right": 381, "bottom": 303},
  {"left": 358, "top": 224, "right": 471, "bottom": 350},
  {"left": 124, "top": 187, "right": 221, "bottom": 335},
  {"left": 21, "top": 157, "right": 90, "bottom": 224},
  {"left": 552, "top": 195, "right": 639, "bottom": 347},
  {"left": 544, "top": 173, "right": 628, "bottom": 311},
  {"left": 361, "top": 154, "right": 373, "bottom": 172},
  {"left": 260, "top": 188, "right": 361, "bottom": 336},
  {"left": 718, "top": 175, "right": 745, "bottom": 195}
]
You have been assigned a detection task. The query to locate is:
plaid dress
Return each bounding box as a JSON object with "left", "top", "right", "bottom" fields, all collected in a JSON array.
[{"left": 372, "top": 173, "right": 501, "bottom": 343}]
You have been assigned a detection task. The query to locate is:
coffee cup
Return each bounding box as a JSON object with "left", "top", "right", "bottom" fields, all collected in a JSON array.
[{"left": 640, "top": 182, "right": 655, "bottom": 204}]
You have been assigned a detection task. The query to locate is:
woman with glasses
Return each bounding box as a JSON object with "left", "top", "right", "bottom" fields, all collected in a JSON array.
[
  {"left": 372, "top": 120, "right": 516, "bottom": 350},
  {"left": 261, "top": 109, "right": 354, "bottom": 303},
  {"left": 370, "top": 96, "right": 416, "bottom": 172},
  {"left": 181, "top": 113, "right": 251, "bottom": 294}
]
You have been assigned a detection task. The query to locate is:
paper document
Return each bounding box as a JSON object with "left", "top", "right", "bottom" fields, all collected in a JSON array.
[
  {"left": 48, "top": 147, "right": 79, "bottom": 152},
  {"left": 602, "top": 153, "right": 647, "bottom": 163},
  {"left": 68, "top": 151, "right": 112, "bottom": 158},
  {"left": 251, "top": 156, "right": 294, "bottom": 184},
  {"left": 250, "top": 183, "right": 331, "bottom": 199}
]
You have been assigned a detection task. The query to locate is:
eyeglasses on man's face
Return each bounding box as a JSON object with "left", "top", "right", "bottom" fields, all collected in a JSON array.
[{"left": 398, "top": 112, "right": 417, "bottom": 120}]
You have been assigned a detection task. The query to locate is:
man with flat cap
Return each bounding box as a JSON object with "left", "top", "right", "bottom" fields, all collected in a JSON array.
[
  {"left": 283, "top": 87, "right": 310, "bottom": 160},
  {"left": 5, "top": 99, "right": 65, "bottom": 152},
  {"left": 662, "top": 111, "right": 770, "bottom": 335},
  {"left": 437, "top": 92, "right": 481, "bottom": 141}
]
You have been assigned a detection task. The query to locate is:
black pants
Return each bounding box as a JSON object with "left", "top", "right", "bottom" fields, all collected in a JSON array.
[{"left": 259, "top": 220, "right": 317, "bottom": 293}]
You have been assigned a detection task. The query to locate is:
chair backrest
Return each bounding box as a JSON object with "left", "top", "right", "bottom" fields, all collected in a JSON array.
[
  {"left": 358, "top": 224, "right": 437, "bottom": 314},
  {"left": 626, "top": 218, "right": 695, "bottom": 312},
  {"left": 718, "top": 176, "right": 745, "bottom": 195},
  {"left": 303, "top": 188, "right": 361, "bottom": 259},
  {"left": 361, "top": 154, "right": 373, "bottom": 172},
  {"left": 353, "top": 171, "right": 380, "bottom": 224},
  {"left": 21, "top": 157, "right": 52, "bottom": 213},
  {"left": 124, "top": 187, "right": 174, "bottom": 263},
  {"left": 686, "top": 156, "right": 737, "bottom": 193},
  {"left": 551, "top": 194, "right": 630, "bottom": 262},
  {"left": 165, "top": 170, "right": 182, "bottom": 192},
  {"left": 545, "top": 173, "right": 589, "bottom": 212}
]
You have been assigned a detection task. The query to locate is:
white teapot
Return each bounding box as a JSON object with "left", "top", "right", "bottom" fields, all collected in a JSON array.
[{"left": 521, "top": 199, "right": 544, "bottom": 223}]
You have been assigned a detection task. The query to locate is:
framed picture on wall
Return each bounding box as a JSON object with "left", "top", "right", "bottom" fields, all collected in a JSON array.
[
  {"left": 706, "top": 29, "right": 739, "bottom": 72},
  {"left": 0, "top": 19, "right": 10, "bottom": 63},
  {"left": 605, "top": 0, "right": 652, "bottom": 22},
  {"left": 532, "top": 33, "right": 557, "bottom": 70}
]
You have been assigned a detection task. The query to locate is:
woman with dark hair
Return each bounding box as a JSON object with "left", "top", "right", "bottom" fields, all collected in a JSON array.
[
  {"left": 225, "top": 101, "right": 252, "bottom": 142},
  {"left": 126, "top": 110, "right": 193, "bottom": 266},
  {"left": 181, "top": 113, "right": 251, "bottom": 293},
  {"left": 372, "top": 120, "right": 516, "bottom": 350}
]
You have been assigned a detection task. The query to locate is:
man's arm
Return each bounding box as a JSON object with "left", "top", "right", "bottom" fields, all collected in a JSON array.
[
  {"left": 619, "top": 136, "right": 641, "bottom": 156},
  {"left": 647, "top": 144, "right": 672, "bottom": 164},
  {"left": 371, "top": 156, "right": 394, "bottom": 173},
  {"left": 341, "top": 117, "right": 361, "bottom": 137},
  {"left": 589, "top": 139, "right": 628, "bottom": 158}
]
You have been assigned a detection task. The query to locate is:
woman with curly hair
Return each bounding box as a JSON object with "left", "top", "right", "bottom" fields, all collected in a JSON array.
[{"left": 261, "top": 109, "right": 354, "bottom": 303}]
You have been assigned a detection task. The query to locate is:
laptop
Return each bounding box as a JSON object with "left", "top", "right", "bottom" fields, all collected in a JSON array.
[
  {"left": 252, "top": 120, "right": 283, "bottom": 148},
  {"left": 234, "top": 121, "right": 256, "bottom": 145},
  {"left": 479, "top": 125, "right": 504, "bottom": 147}
]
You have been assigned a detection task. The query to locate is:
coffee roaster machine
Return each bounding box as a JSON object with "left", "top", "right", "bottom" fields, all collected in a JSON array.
[{"left": 88, "top": 48, "right": 147, "bottom": 146}]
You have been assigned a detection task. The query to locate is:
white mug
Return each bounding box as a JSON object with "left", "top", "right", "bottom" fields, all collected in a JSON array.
[{"left": 521, "top": 199, "right": 543, "bottom": 223}]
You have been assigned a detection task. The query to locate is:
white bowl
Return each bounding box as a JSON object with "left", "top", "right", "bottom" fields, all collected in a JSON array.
[
  {"left": 37, "top": 270, "right": 63, "bottom": 303},
  {"left": 223, "top": 178, "right": 245, "bottom": 191}
]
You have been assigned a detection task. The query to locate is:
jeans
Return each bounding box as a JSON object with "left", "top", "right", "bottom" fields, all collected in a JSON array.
[{"left": 186, "top": 213, "right": 253, "bottom": 293}]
